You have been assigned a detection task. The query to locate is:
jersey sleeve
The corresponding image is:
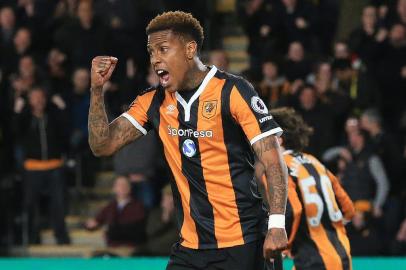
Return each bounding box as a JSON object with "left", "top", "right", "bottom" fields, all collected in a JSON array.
[
  {"left": 229, "top": 79, "right": 282, "bottom": 145},
  {"left": 326, "top": 170, "right": 355, "bottom": 220},
  {"left": 121, "top": 90, "right": 156, "bottom": 135}
]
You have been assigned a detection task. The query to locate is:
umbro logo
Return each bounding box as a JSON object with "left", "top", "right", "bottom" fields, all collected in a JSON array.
[{"left": 166, "top": 104, "right": 176, "bottom": 114}]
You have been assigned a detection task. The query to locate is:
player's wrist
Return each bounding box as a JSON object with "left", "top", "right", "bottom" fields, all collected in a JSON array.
[
  {"left": 90, "top": 86, "right": 103, "bottom": 94},
  {"left": 268, "top": 214, "right": 285, "bottom": 229}
]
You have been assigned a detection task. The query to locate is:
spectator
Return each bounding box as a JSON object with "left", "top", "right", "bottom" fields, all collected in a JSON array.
[
  {"left": 7, "top": 55, "right": 49, "bottom": 112},
  {"left": 294, "top": 84, "right": 336, "bottom": 158},
  {"left": 13, "top": 86, "right": 70, "bottom": 245},
  {"left": 374, "top": 23, "right": 406, "bottom": 131},
  {"left": 334, "top": 41, "right": 351, "bottom": 59},
  {"left": 284, "top": 41, "right": 312, "bottom": 83},
  {"left": 280, "top": 0, "right": 318, "bottom": 51},
  {"left": 208, "top": 49, "right": 229, "bottom": 72},
  {"left": 93, "top": 0, "right": 142, "bottom": 80},
  {"left": 349, "top": 5, "right": 388, "bottom": 70},
  {"left": 2, "top": 27, "right": 34, "bottom": 77},
  {"left": 312, "top": 61, "right": 351, "bottom": 137},
  {"left": 0, "top": 6, "right": 16, "bottom": 51},
  {"left": 332, "top": 58, "right": 380, "bottom": 114},
  {"left": 258, "top": 59, "right": 288, "bottom": 107},
  {"left": 360, "top": 108, "right": 404, "bottom": 249},
  {"left": 136, "top": 184, "right": 178, "bottom": 256},
  {"left": 54, "top": 0, "right": 110, "bottom": 69},
  {"left": 85, "top": 175, "right": 146, "bottom": 248},
  {"left": 323, "top": 129, "right": 390, "bottom": 255},
  {"left": 360, "top": 108, "right": 404, "bottom": 194},
  {"left": 237, "top": 0, "right": 285, "bottom": 67},
  {"left": 65, "top": 67, "right": 98, "bottom": 187},
  {"left": 46, "top": 48, "right": 69, "bottom": 97}
]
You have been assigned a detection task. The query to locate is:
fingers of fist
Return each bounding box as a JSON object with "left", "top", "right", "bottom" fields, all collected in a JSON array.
[
  {"left": 92, "top": 56, "right": 118, "bottom": 76},
  {"left": 263, "top": 228, "right": 288, "bottom": 259}
]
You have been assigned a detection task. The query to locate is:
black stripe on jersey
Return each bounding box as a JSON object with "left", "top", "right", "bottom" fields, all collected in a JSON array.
[
  {"left": 169, "top": 175, "right": 183, "bottom": 239},
  {"left": 146, "top": 86, "right": 165, "bottom": 130},
  {"left": 289, "top": 174, "right": 326, "bottom": 270},
  {"left": 177, "top": 96, "right": 216, "bottom": 248},
  {"left": 221, "top": 77, "right": 265, "bottom": 243},
  {"left": 303, "top": 163, "right": 350, "bottom": 270},
  {"left": 233, "top": 78, "right": 270, "bottom": 134}
]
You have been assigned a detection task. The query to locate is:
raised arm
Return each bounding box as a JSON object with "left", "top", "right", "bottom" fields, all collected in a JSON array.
[
  {"left": 88, "top": 56, "right": 142, "bottom": 157},
  {"left": 252, "top": 135, "right": 288, "bottom": 258}
]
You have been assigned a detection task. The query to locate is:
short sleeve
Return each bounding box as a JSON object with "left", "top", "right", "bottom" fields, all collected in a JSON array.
[
  {"left": 230, "top": 79, "right": 282, "bottom": 145},
  {"left": 121, "top": 90, "right": 156, "bottom": 135}
]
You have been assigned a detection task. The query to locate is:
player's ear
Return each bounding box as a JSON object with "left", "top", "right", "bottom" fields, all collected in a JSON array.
[{"left": 186, "top": 40, "right": 197, "bottom": 60}]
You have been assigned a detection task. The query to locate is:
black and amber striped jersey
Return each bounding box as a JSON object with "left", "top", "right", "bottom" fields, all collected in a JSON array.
[
  {"left": 122, "top": 66, "right": 282, "bottom": 249},
  {"left": 284, "top": 151, "right": 355, "bottom": 270}
]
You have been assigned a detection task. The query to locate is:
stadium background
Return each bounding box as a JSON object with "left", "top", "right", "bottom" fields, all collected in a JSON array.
[{"left": 0, "top": 0, "right": 405, "bottom": 269}]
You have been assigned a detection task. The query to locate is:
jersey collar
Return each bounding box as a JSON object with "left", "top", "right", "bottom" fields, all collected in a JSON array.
[{"left": 175, "top": 65, "right": 218, "bottom": 122}]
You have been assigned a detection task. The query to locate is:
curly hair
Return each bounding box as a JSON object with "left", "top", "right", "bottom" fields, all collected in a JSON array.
[
  {"left": 146, "top": 11, "right": 204, "bottom": 52},
  {"left": 270, "top": 107, "right": 314, "bottom": 152}
]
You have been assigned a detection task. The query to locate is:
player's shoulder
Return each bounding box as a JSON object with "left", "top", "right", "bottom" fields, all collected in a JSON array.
[
  {"left": 138, "top": 85, "right": 160, "bottom": 96},
  {"left": 216, "top": 69, "right": 256, "bottom": 94},
  {"left": 302, "top": 152, "right": 326, "bottom": 170},
  {"left": 137, "top": 85, "right": 165, "bottom": 100}
]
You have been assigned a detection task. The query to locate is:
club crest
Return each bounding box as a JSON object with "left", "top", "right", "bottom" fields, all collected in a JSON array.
[{"left": 202, "top": 100, "right": 217, "bottom": 119}]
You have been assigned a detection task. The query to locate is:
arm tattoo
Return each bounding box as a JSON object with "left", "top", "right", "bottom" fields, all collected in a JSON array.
[
  {"left": 88, "top": 88, "right": 141, "bottom": 156},
  {"left": 253, "top": 136, "right": 288, "bottom": 215}
]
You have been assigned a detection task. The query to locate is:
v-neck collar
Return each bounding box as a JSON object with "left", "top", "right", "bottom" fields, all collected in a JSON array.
[{"left": 175, "top": 65, "right": 217, "bottom": 122}]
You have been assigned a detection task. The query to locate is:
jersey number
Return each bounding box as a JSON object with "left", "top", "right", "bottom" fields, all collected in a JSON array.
[{"left": 299, "top": 175, "right": 343, "bottom": 227}]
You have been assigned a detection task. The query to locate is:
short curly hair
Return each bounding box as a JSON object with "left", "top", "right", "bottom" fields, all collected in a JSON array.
[
  {"left": 146, "top": 11, "right": 204, "bottom": 52},
  {"left": 270, "top": 107, "right": 314, "bottom": 152}
]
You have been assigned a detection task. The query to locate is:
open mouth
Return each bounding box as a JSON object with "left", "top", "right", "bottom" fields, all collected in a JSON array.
[{"left": 156, "top": 69, "right": 170, "bottom": 87}]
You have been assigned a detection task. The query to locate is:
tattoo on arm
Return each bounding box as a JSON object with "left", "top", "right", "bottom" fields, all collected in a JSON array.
[
  {"left": 253, "top": 136, "right": 288, "bottom": 215},
  {"left": 88, "top": 89, "right": 142, "bottom": 156}
]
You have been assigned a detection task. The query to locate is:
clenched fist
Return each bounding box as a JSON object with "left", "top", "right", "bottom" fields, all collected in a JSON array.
[
  {"left": 263, "top": 227, "right": 288, "bottom": 259},
  {"left": 91, "top": 56, "right": 118, "bottom": 90}
]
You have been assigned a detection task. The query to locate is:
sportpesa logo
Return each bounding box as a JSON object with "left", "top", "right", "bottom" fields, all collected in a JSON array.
[{"left": 167, "top": 126, "right": 213, "bottom": 138}]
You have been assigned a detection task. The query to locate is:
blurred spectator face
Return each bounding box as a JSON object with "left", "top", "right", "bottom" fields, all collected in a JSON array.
[
  {"left": 77, "top": 1, "right": 93, "bottom": 27},
  {"left": 73, "top": 68, "right": 90, "bottom": 94},
  {"left": 317, "top": 63, "right": 332, "bottom": 81},
  {"left": 209, "top": 50, "right": 229, "bottom": 71},
  {"left": 113, "top": 176, "right": 131, "bottom": 200},
  {"left": 348, "top": 130, "right": 365, "bottom": 152},
  {"left": 147, "top": 66, "right": 159, "bottom": 86},
  {"left": 14, "top": 28, "right": 31, "bottom": 52},
  {"left": 0, "top": 7, "right": 15, "bottom": 30},
  {"left": 29, "top": 88, "right": 47, "bottom": 113},
  {"left": 19, "top": 56, "right": 35, "bottom": 77},
  {"left": 48, "top": 48, "right": 66, "bottom": 69},
  {"left": 315, "top": 63, "right": 332, "bottom": 93},
  {"left": 360, "top": 115, "right": 373, "bottom": 132},
  {"left": 288, "top": 42, "right": 304, "bottom": 62},
  {"left": 345, "top": 117, "right": 360, "bottom": 135},
  {"left": 161, "top": 192, "right": 174, "bottom": 214},
  {"left": 389, "top": 24, "right": 406, "bottom": 46},
  {"left": 282, "top": 0, "right": 296, "bottom": 9},
  {"left": 362, "top": 6, "right": 377, "bottom": 28},
  {"left": 334, "top": 42, "right": 350, "bottom": 59},
  {"left": 262, "top": 61, "right": 279, "bottom": 80},
  {"left": 398, "top": 0, "right": 406, "bottom": 21},
  {"left": 299, "top": 87, "right": 317, "bottom": 110}
]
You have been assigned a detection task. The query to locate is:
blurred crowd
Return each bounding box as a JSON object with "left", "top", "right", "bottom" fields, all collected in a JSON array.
[
  {"left": 237, "top": 0, "right": 406, "bottom": 256},
  {"left": 0, "top": 0, "right": 406, "bottom": 257}
]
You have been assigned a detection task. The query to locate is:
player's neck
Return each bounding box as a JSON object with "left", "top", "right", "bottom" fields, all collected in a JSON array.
[{"left": 182, "top": 59, "right": 208, "bottom": 91}]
